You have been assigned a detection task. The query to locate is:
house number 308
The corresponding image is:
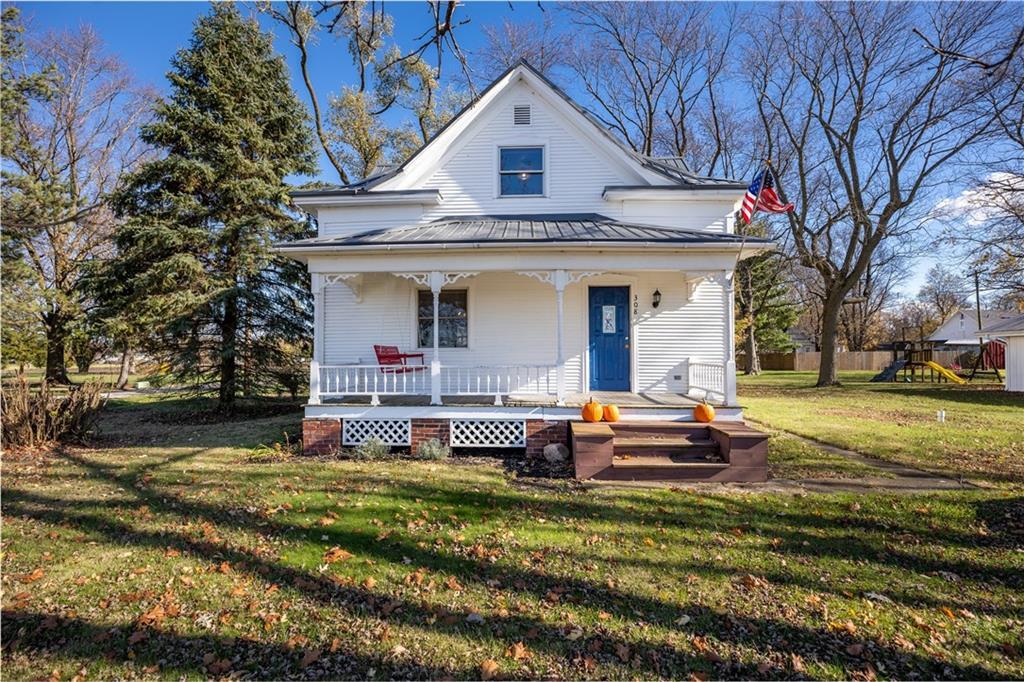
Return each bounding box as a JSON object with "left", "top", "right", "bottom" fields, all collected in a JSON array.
[{"left": 633, "top": 294, "right": 639, "bottom": 316}]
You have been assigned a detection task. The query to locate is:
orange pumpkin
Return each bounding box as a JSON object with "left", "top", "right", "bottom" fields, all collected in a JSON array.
[
  {"left": 602, "top": 404, "right": 620, "bottom": 422},
  {"left": 581, "top": 397, "right": 603, "bottom": 423},
  {"left": 693, "top": 400, "right": 716, "bottom": 423}
]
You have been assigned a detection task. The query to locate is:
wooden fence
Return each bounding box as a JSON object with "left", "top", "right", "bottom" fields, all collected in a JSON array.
[{"left": 736, "top": 350, "right": 963, "bottom": 372}]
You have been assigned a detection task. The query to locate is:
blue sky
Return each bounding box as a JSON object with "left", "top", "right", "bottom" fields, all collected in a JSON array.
[
  {"left": 19, "top": 1, "right": 545, "bottom": 182},
  {"left": 17, "top": 1, "right": 943, "bottom": 296}
]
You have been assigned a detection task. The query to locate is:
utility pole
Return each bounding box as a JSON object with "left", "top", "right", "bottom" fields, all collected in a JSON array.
[{"left": 969, "top": 270, "right": 1001, "bottom": 381}]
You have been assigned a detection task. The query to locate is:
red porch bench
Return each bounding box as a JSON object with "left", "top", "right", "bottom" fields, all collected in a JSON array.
[{"left": 373, "top": 345, "right": 426, "bottom": 374}]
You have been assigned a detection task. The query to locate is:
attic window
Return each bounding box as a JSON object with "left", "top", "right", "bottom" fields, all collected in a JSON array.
[
  {"left": 499, "top": 147, "right": 543, "bottom": 196},
  {"left": 513, "top": 105, "right": 531, "bottom": 126}
]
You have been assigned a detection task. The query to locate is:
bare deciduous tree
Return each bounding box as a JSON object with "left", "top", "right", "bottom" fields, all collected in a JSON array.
[
  {"left": 747, "top": 2, "right": 1017, "bottom": 386},
  {"left": 2, "top": 24, "right": 153, "bottom": 382},
  {"left": 476, "top": 14, "right": 568, "bottom": 79}
]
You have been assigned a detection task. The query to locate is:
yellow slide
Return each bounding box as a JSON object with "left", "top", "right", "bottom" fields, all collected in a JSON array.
[{"left": 924, "top": 360, "right": 967, "bottom": 384}]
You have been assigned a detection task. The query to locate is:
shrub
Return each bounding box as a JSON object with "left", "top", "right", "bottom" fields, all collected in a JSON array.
[
  {"left": 352, "top": 437, "right": 390, "bottom": 460},
  {"left": 1, "top": 376, "right": 107, "bottom": 448},
  {"left": 416, "top": 438, "right": 450, "bottom": 460}
]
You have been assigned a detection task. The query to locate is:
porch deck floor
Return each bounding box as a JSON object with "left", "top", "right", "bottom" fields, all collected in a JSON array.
[{"left": 321, "top": 391, "right": 714, "bottom": 408}]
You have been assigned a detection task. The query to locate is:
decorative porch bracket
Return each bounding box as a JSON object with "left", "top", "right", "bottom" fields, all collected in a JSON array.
[
  {"left": 681, "top": 271, "right": 715, "bottom": 303},
  {"left": 516, "top": 270, "right": 603, "bottom": 404},
  {"left": 394, "top": 271, "right": 479, "bottom": 405}
]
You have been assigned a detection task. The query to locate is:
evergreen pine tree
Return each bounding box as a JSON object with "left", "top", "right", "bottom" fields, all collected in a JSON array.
[{"left": 111, "top": 5, "right": 316, "bottom": 408}]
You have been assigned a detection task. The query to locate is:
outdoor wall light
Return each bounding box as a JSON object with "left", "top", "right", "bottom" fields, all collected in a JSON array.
[{"left": 652, "top": 289, "right": 662, "bottom": 308}]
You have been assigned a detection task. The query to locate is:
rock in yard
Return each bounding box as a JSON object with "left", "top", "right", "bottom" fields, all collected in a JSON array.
[{"left": 543, "top": 442, "right": 571, "bottom": 464}]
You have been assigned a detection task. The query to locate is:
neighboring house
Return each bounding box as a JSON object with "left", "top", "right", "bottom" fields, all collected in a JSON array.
[
  {"left": 279, "top": 61, "right": 772, "bottom": 479},
  {"left": 786, "top": 328, "right": 818, "bottom": 353},
  {"left": 977, "top": 314, "right": 1024, "bottom": 392},
  {"left": 929, "top": 309, "right": 1018, "bottom": 349}
]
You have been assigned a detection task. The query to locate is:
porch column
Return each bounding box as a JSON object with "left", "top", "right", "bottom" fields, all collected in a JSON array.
[
  {"left": 553, "top": 270, "right": 569, "bottom": 405},
  {"left": 721, "top": 270, "right": 737, "bottom": 406},
  {"left": 310, "top": 274, "right": 324, "bottom": 405},
  {"left": 429, "top": 271, "right": 443, "bottom": 405}
]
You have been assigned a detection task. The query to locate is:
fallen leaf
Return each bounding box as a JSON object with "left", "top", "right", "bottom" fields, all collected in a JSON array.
[
  {"left": 323, "top": 547, "right": 353, "bottom": 563},
  {"left": 362, "top": 576, "right": 377, "bottom": 590},
  {"left": 299, "top": 648, "right": 321, "bottom": 668},
  {"left": 18, "top": 568, "right": 45, "bottom": 584},
  {"left": 480, "top": 659, "right": 500, "bottom": 680},
  {"left": 846, "top": 643, "right": 865, "bottom": 656},
  {"left": 565, "top": 626, "right": 584, "bottom": 641},
  {"left": 506, "top": 641, "right": 530, "bottom": 661},
  {"left": 614, "top": 642, "right": 631, "bottom": 663}
]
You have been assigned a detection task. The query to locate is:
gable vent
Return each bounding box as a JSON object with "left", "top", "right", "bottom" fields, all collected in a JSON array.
[{"left": 513, "top": 105, "right": 531, "bottom": 126}]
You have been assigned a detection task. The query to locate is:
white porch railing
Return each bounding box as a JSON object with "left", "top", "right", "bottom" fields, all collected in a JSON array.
[
  {"left": 688, "top": 359, "right": 727, "bottom": 404},
  {"left": 441, "top": 365, "right": 556, "bottom": 404},
  {"left": 310, "top": 360, "right": 556, "bottom": 405},
  {"left": 317, "top": 363, "right": 429, "bottom": 402}
]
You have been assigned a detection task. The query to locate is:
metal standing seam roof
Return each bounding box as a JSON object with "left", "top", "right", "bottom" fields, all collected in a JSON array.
[{"left": 276, "top": 214, "right": 772, "bottom": 249}]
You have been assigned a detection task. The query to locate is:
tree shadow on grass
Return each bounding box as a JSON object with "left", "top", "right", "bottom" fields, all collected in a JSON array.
[
  {"left": 2, "top": 450, "right": 1014, "bottom": 679},
  {"left": 1, "top": 609, "right": 463, "bottom": 680}
]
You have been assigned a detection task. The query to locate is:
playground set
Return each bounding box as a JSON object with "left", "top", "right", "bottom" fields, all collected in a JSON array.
[{"left": 871, "top": 328, "right": 1004, "bottom": 384}]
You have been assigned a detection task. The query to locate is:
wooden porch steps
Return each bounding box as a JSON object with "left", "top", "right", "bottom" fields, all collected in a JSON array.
[{"left": 571, "top": 420, "right": 768, "bottom": 482}]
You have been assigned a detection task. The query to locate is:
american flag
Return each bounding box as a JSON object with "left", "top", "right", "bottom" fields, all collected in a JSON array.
[{"left": 741, "top": 166, "right": 794, "bottom": 224}]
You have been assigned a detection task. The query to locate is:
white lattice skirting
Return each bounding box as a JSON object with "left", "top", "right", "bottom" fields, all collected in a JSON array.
[
  {"left": 342, "top": 419, "right": 412, "bottom": 446},
  {"left": 450, "top": 419, "right": 526, "bottom": 448}
]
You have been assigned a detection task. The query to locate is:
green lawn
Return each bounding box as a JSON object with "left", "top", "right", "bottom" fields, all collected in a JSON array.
[
  {"left": 2, "top": 395, "right": 1023, "bottom": 680},
  {"left": 1, "top": 363, "right": 149, "bottom": 388},
  {"left": 740, "top": 371, "right": 1024, "bottom": 487}
]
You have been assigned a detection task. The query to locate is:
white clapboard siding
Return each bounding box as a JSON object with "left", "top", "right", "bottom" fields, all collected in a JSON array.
[
  {"left": 417, "top": 81, "right": 631, "bottom": 221},
  {"left": 620, "top": 200, "right": 731, "bottom": 233},
  {"left": 1006, "top": 337, "right": 1024, "bottom": 392},
  {"left": 321, "top": 271, "right": 725, "bottom": 394},
  {"left": 318, "top": 204, "right": 424, "bottom": 240}
]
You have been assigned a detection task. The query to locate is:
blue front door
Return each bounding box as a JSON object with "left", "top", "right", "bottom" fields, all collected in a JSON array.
[{"left": 589, "top": 286, "right": 630, "bottom": 391}]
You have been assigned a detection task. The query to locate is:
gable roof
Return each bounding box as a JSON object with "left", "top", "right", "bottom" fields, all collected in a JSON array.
[
  {"left": 294, "top": 61, "right": 746, "bottom": 198},
  {"left": 977, "top": 312, "right": 1024, "bottom": 337},
  {"left": 276, "top": 213, "right": 772, "bottom": 251},
  {"left": 929, "top": 308, "right": 1020, "bottom": 344}
]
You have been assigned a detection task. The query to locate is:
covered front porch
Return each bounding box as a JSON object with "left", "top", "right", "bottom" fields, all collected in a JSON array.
[{"left": 306, "top": 266, "right": 740, "bottom": 410}]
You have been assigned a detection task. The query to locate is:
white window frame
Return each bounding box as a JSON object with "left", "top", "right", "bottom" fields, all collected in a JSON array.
[
  {"left": 413, "top": 287, "right": 473, "bottom": 350},
  {"left": 497, "top": 145, "right": 545, "bottom": 198}
]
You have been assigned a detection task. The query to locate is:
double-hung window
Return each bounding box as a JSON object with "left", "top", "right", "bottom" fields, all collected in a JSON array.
[
  {"left": 499, "top": 147, "right": 543, "bottom": 196},
  {"left": 417, "top": 290, "right": 468, "bottom": 348}
]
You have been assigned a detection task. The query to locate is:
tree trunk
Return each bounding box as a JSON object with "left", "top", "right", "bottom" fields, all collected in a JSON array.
[
  {"left": 743, "top": 325, "right": 761, "bottom": 375},
  {"left": 75, "top": 356, "right": 92, "bottom": 374},
  {"left": 115, "top": 347, "right": 134, "bottom": 390},
  {"left": 44, "top": 311, "right": 71, "bottom": 384},
  {"left": 219, "top": 294, "right": 238, "bottom": 409},
  {"left": 817, "top": 296, "right": 844, "bottom": 387}
]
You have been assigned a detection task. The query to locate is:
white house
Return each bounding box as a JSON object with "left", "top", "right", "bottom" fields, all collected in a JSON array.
[
  {"left": 929, "top": 308, "right": 1018, "bottom": 349},
  {"left": 977, "top": 313, "right": 1024, "bottom": 392},
  {"left": 280, "top": 62, "right": 772, "bottom": 480}
]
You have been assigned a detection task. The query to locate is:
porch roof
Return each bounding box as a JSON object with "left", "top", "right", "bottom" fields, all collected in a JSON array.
[{"left": 277, "top": 214, "right": 772, "bottom": 251}]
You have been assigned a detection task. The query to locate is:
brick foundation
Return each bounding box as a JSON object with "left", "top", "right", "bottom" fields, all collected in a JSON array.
[
  {"left": 303, "top": 418, "right": 341, "bottom": 455},
  {"left": 302, "top": 416, "right": 570, "bottom": 458},
  {"left": 410, "top": 418, "right": 450, "bottom": 453},
  {"left": 525, "top": 419, "right": 569, "bottom": 459}
]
